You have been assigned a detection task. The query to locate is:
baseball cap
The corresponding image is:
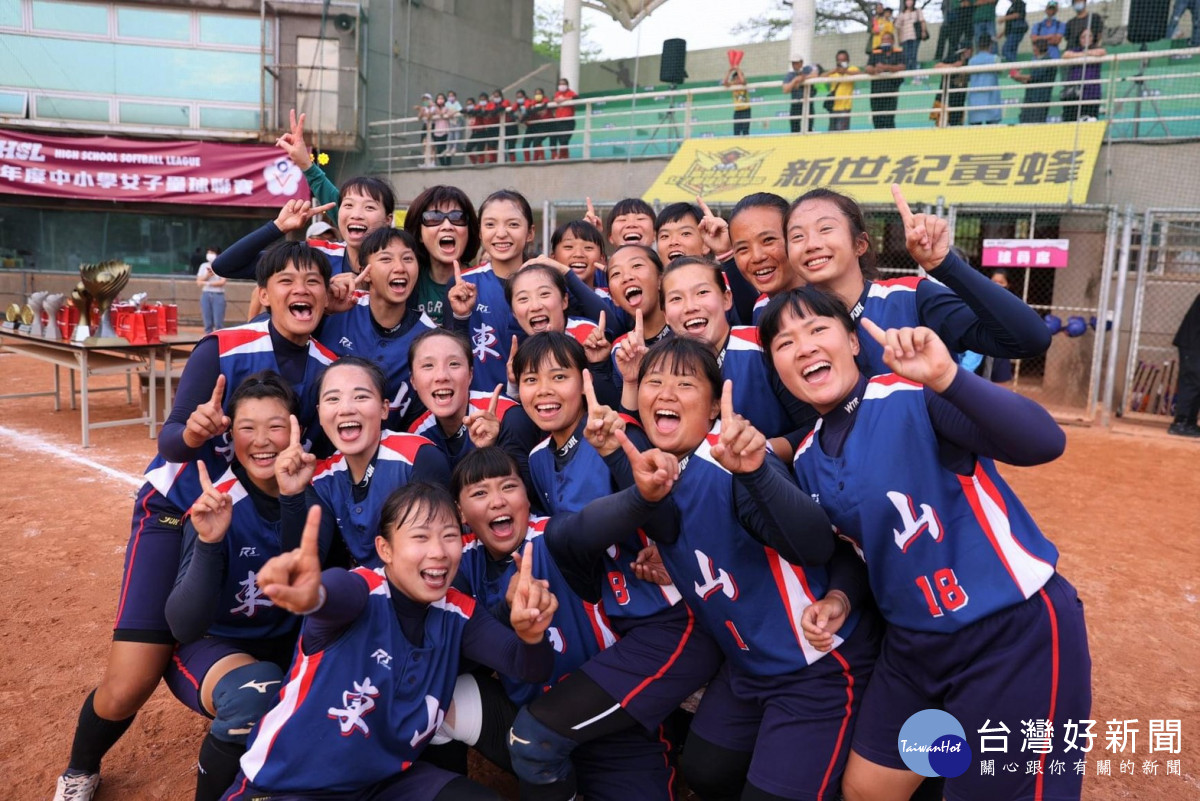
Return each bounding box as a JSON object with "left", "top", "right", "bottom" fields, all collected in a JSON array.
[
  {"left": 1046, "top": 1, "right": 1057, "bottom": 6},
  {"left": 306, "top": 221, "right": 334, "bottom": 238}
]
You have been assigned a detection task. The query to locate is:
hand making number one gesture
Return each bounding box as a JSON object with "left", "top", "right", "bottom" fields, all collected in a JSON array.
[
  {"left": 448, "top": 259, "right": 479, "bottom": 320},
  {"left": 275, "top": 414, "right": 317, "bottom": 497},
  {"left": 696, "top": 195, "right": 732, "bottom": 257},
  {"left": 709, "top": 380, "right": 767, "bottom": 474},
  {"left": 184, "top": 374, "right": 230, "bottom": 449},
  {"left": 891, "top": 183, "right": 949, "bottom": 272},
  {"left": 615, "top": 428, "right": 680, "bottom": 503},
  {"left": 581, "top": 310, "right": 612, "bottom": 364},
  {"left": 190, "top": 460, "right": 233, "bottom": 544},
  {"left": 860, "top": 317, "right": 958, "bottom": 393},
  {"left": 256, "top": 505, "right": 324, "bottom": 614},
  {"left": 583, "top": 197, "right": 603, "bottom": 232},
  {"left": 582, "top": 368, "right": 626, "bottom": 457},
  {"left": 509, "top": 541, "right": 559, "bottom": 644}
]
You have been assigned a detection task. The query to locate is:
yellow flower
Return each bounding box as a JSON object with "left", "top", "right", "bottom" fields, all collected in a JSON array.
[{"left": 317, "top": 151, "right": 330, "bottom": 166}]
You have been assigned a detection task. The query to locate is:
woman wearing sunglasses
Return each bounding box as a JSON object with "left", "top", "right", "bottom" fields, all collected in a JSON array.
[{"left": 402, "top": 185, "right": 481, "bottom": 327}]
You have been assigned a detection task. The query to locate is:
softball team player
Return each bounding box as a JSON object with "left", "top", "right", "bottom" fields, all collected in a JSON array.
[
  {"left": 760, "top": 286, "right": 1091, "bottom": 801},
  {"left": 309, "top": 357, "right": 451, "bottom": 567},
  {"left": 220, "top": 482, "right": 558, "bottom": 800},
  {"left": 164, "top": 373, "right": 335, "bottom": 800},
  {"left": 785, "top": 185, "right": 1051, "bottom": 375},
  {"left": 316, "top": 227, "right": 438, "bottom": 432},
  {"left": 728, "top": 192, "right": 803, "bottom": 324}
]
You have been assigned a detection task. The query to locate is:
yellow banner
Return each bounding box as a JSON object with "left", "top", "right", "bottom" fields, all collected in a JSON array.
[{"left": 642, "top": 122, "right": 1106, "bottom": 206}]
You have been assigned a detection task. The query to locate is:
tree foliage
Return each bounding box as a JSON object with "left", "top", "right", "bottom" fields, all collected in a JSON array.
[
  {"left": 733, "top": 0, "right": 938, "bottom": 42},
  {"left": 534, "top": 1, "right": 603, "bottom": 63}
]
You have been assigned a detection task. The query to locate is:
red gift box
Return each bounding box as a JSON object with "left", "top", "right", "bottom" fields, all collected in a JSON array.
[
  {"left": 57, "top": 305, "right": 80, "bottom": 340},
  {"left": 153, "top": 303, "right": 178, "bottom": 335}
]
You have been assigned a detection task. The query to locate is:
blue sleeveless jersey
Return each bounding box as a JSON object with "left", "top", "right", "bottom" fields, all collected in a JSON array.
[
  {"left": 460, "top": 264, "right": 519, "bottom": 394},
  {"left": 194, "top": 467, "right": 301, "bottom": 642},
  {"left": 656, "top": 425, "right": 855, "bottom": 676},
  {"left": 316, "top": 297, "right": 437, "bottom": 429},
  {"left": 240, "top": 568, "right": 474, "bottom": 793},
  {"left": 308, "top": 238, "right": 351, "bottom": 276},
  {"left": 529, "top": 431, "right": 681, "bottom": 620},
  {"left": 720, "top": 327, "right": 790, "bottom": 438},
  {"left": 312, "top": 431, "right": 441, "bottom": 566},
  {"left": 407, "top": 390, "right": 519, "bottom": 470},
  {"left": 458, "top": 519, "right": 616, "bottom": 706},
  {"left": 791, "top": 374, "right": 1058, "bottom": 633}
]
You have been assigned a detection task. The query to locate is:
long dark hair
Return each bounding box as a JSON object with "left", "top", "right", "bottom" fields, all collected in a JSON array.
[{"left": 787, "top": 188, "right": 878, "bottom": 279}]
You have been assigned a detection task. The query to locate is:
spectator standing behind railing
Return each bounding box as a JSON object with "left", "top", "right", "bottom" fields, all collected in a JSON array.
[
  {"left": 722, "top": 65, "right": 753, "bottom": 135},
  {"left": 973, "top": 0, "right": 999, "bottom": 44},
  {"left": 1061, "top": 27, "right": 1105, "bottom": 121},
  {"left": 936, "top": 0, "right": 957, "bottom": 59},
  {"left": 481, "top": 90, "right": 502, "bottom": 163},
  {"left": 968, "top": 35, "right": 1003, "bottom": 124},
  {"left": 1030, "top": 0, "right": 1066, "bottom": 57},
  {"left": 1165, "top": 0, "right": 1200, "bottom": 54},
  {"left": 415, "top": 92, "right": 435, "bottom": 168},
  {"left": 445, "top": 91, "right": 464, "bottom": 157},
  {"left": 933, "top": 44, "right": 973, "bottom": 126},
  {"left": 1011, "top": 38, "right": 1058, "bottom": 122},
  {"left": 866, "top": 33, "right": 907, "bottom": 128},
  {"left": 896, "top": 0, "right": 928, "bottom": 74},
  {"left": 1000, "top": 0, "right": 1029, "bottom": 60},
  {"left": 523, "top": 88, "right": 550, "bottom": 161},
  {"left": 430, "top": 93, "right": 453, "bottom": 167},
  {"left": 826, "top": 50, "right": 861, "bottom": 131},
  {"left": 867, "top": 3, "right": 897, "bottom": 53},
  {"left": 1065, "top": 0, "right": 1103, "bottom": 49},
  {"left": 463, "top": 96, "right": 484, "bottom": 164},
  {"left": 549, "top": 78, "right": 578, "bottom": 159},
  {"left": 782, "top": 57, "right": 818, "bottom": 132},
  {"left": 503, "top": 90, "right": 524, "bottom": 163}
]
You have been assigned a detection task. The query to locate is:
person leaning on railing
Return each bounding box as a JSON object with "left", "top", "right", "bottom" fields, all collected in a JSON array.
[
  {"left": 1061, "top": 27, "right": 1106, "bottom": 121},
  {"left": 933, "top": 43, "right": 973, "bottom": 126},
  {"left": 1010, "top": 38, "right": 1058, "bottom": 122},
  {"left": 825, "top": 51, "right": 862, "bottom": 132},
  {"left": 866, "top": 32, "right": 907, "bottom": 129}
]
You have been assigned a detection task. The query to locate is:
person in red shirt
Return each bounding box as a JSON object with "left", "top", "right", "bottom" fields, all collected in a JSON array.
[
  {"left": 479, "top": 90, "right": 501, "bottom": 164},
  {"left": 549, "top": 77, "right": 578, "bottom": 159},
  {"left": 523, "top": 87, "right": 550, "bottom": 161}
]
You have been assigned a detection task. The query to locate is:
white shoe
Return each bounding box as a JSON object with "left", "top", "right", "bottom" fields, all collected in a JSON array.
[{"left": 54, "top": 772, "right": 100, "bottom": 801}]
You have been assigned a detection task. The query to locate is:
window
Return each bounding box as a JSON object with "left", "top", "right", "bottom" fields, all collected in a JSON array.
[
  {"left": 119, "top": 101, "right": 190, "bottom": 126},
  {"left": 31, "top": 0, "right": 107, "bottom": 35},
  {"left": 116, "top": 7, "right": 189, "bottom": 41},
  {"left": 0, "top": 0, "right": 21, "bottom": 28},
  {"left": 34, "top": 94, "right": 109, "bottom": 121},
  {"left": 199, "top": 14, "right": 261, "bottom": 48}
]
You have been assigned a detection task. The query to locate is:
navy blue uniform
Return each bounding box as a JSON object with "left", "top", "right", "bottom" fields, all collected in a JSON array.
[
  {"left": 408, "top": 390, "right": 520, "bottom": 471},
  {"left": 792, "top": 373, "right": 1090, "bottom": 801},
  {"left": 458, "top": 263, "right": 519, "bottom": 394}
]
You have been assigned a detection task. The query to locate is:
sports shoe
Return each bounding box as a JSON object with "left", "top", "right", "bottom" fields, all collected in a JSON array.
[
  {"left": 54, "top": 771, "right": 100, "bottom": 800},
  {"left": 1167, "top": 421, "right": 1200, "bottom": 437}
]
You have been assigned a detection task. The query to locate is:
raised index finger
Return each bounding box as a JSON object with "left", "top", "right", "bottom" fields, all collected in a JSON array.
[
  {"left": 634, "top": 308, "right": 645, "bottom": 341},
  {"left": 488, "top": 384, "right": 503, "bottom": 416},
  {"left": 597, "top": 309, "right": 606, "bottom": 335},
  {"left": 300, "top": 504, "right": 322, "bottom": 557},
  {"left": 210, "top": 374, "right": 226, "bottom": 407},
  {"left": 518, "top": 540, "right": 535, "bottom": 582},
  {"left": 696, "top": 195, "right": 715, "bottom": 219},
  {"left": 289, "top": 414, "right": 302, "bottom": 447},
  {"left": 582, "top": 368, "right": 600, "bottom": 409},
  {"left": 859, "top": 317, "right": 888, "bottom": 346},
  {"left": 197, "top": 459, "right": 213, "bottom": 492},
  {"left": 891, "top": 184, "right": 915, "bottom": 227},
  {"left": 720, "top": 379, "right": 735, "bottom": 425},
  {"left": 453, "top": 259, "right": 464, "bottom": 285},
  {"left": 614, "top": 428, "right": 643, "bottom": 465},
  {"left": 586, "top": 197, "right": 596, "bottom": 216}
]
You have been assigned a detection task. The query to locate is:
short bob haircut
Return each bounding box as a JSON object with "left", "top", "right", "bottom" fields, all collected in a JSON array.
[
  {"left": 339, "top": 176, "right": 396, "bottom": 217},
  {"left": 255, "top": 240, "right": 332, "bottom": 288},
  {"left": 603, "top": 198, "right": 656, "bottom": 238},
  {"left": 504, "top": 262, "right": 569, "bottom": 307},
  {"left": 228, "top": 370, "right": 300, "bottom": 421},
  {"left": 403, "top": 185, "right": 481, "bottom": 268},
  {"left": 757, "top": 285, "right": 856, "bottom": 371},
  {"left": 450, "top": 446, "right": 522, "bottom": 501},
  {"left": 511, "top": 331, "right": 587, "bottom": 380},
  {"left": 378, "top": 482, "right": 460, "bottom": 540},
  {"left": 654, "top": 201, "right": 704, "bottom": 233},
  {"left": 360, "top": 227, "right": 419, "bottom": 263},
  {"left": 551, "top": 219, "right": 606, "bottom": 256},
  {"left": 407, "top": 327, "right": 473, "bottom": 371},
  {"left": 637, "top": 336, "right": 722, "bottom": 402}
]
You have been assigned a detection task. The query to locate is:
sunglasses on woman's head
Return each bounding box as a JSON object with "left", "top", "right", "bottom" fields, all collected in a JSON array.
[{"left": 421, "top": 209, "right": 468, "bottom": 227}]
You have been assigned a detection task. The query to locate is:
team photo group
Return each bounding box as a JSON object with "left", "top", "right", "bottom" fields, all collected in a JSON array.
[{"left": 52, "top": 107, "right": 1092, "bottom": 801}]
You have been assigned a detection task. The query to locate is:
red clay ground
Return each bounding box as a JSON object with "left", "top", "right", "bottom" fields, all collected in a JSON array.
[{"left": 1, "top": 348, "right": 1197, "bottom": 800}]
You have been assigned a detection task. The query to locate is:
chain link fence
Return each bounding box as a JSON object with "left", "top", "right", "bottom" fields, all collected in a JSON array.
[{"left": 1118, "top": 209, "right": 1200, "bottom": 422}]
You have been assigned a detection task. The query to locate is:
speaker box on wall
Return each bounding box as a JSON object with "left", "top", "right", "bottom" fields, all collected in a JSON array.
[
  {"left": 660, "top": 38, "right": 688, "bottom": 85},
  {"left": 1127, "top": 0, "right": 1170, "bottom": 43}
]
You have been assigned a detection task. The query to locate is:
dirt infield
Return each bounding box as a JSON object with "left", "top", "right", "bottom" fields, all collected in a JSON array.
[{"left": 1, "top": 348, "right": 1197, "bottom": 800}]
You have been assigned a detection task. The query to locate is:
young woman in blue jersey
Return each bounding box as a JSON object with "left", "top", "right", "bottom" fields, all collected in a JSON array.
[
  {"left": 785, "top": 185, "right": 1050, "bottom": 375},
  {"left": 759, "top": 286, "right": 1091, "bottom": 801},
  {"left": 603, "top": 198, "right": 657, "bottom": 248},
  {"left": 506, "top": 334, "right": 723, "bottom": 797},
  {"left": 728, "top": 193, "right": 804, "bottom": 324},
  {"left": 403, "top": 185, "right": 481, "bottom": 326},
  {"left": 447, "top": 447, "right": 676, "bottom": 801},
  {"left": 551, "top": 219, "right": 607, "bottom": 292},
  {"left": 164, "top": 372, "right": 335, "bottom": 801},
  {"left": 309, "top": 357, "right": 452, "bottom": 567},
  {"left": 316, "top": 227, "right": 438, "bottom": 432},
  {"left": 658, "top": 256, "right": 815, "bottom": 442},
  {"left": 605, "top": 245, "right": 672, "bottom": 395},
  {"left": 506, "top": 263, "right": 612, "bottom": 366},
  {"left": 406, "top": 329, "right": 525, "bottom": 469},
  {"left": 445, "top": 190, "right": 534, "bottom": 393},
  {"left": 53, "top": 242, "right": 337, "bottom": 801},
  {"left": 584, "top": 336, "right": 878, "bottom": 801},
  {"left": 220, "top": 483, "right": 559, "bottom": 801}
]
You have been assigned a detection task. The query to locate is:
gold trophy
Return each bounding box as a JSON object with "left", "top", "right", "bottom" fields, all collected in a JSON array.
[
  {"left": 42, "top": 293, "right": 65, "bottom": 341},
  {"left": 4, "top": 303, "right": 19, "bottom": 331},
  {"left": 70, "top": 283, "right": 93, "bottom": 342},
  {"left": 18, "top": 304, "right": 34, "bottom": 335},
  {"left": 80, "top": 261, "right": 131, "bottom": 344}
]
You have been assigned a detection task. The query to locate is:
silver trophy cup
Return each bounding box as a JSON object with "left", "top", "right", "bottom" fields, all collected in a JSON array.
[
  {"left": 28, "top": 292, "right": 48, "bottom": 338},
  {"left": 42, "top": 293, "right": 65, "bottom": 341}
]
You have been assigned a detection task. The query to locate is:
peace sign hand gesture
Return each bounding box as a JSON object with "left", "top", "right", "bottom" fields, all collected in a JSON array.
[
  {"left": 184, "top": 374, "right": 230, "bottom": 449},
  {"left": 891, "top": 184, "right": 949, "bottom": 272},
  {"left": 190, "top": 460, "right": 233, "bottom": 544},
  {"left": 860, "top": 318, "right": 957, "bottom": 392},
  {"left": 448, "top": 260, "right": 478, "bottom": 320},
  {"left": 327, "top": 267, "right": 372, "bottom": 314},
  {"left": 697, "top": 196, "right": 732, "bottom": 257},
  {"left": 276, "top": 415, "right": 316, "bottom": 497},
  {"left": 709, "top": 380, "right": 767, "bottom": 474},
  {"left": 275, "top": 109, "right": 313, "bottom": 170},
  {"left": 582, "top": 310, "right": 612, "bottom": 364},
  {"left": 583, "top": 197, "right": 603, "bottom": 232},
  {"left": 274, "top": 199, "right": 337, "bottom": 235},
  {"left": 257, "top": 506, "right": 324, "bottom": 614},
  {"left": 582, "top": 368, "right": 625, "bottom": 457},
  {"left": 464, "top": 385, "right": 504, "bottom": 448},
  {"left": 616, "top": 429, "right": 680, "bottom": 503},
  {"left": 509, "top": 542, "right": 559, "bottom": 644}
]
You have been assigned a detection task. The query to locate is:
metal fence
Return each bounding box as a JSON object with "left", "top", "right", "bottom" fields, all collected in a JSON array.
[
  {"left": 368, "top": 47, "right": 1200, "bottom": 172},
  {"left": 1118, "top": 209, "right": 1200, "bottom": 422}
]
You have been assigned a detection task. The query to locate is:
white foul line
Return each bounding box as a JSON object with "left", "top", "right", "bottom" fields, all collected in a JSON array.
[{"left": 0, "top": 424, "right": 143, "bottom": 489}]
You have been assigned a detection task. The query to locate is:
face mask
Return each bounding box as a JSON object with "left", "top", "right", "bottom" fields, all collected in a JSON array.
[
  {"left": 1073, "top": 2, "right": 1084, "bottom": 10},
  {"left": 838, "top": 59, "right": 849, "bottom": 67},
  {"left": 448, "top": 95, "right": 456, "bottom": 102},
  {"left": 492, "top": 95, "right": 501, "bottom": 102},
  {"left": 535, "top": 92, "right": 544, "bottom": 99},
  {"left": 558, "top": 84, "right": 568, "bottom": 91},
  {"left": 881, "top": 43, "right": 893, "bottom": 50},
  {"left": 206, "top": 252, "right": 217, "bottom": 261}
]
